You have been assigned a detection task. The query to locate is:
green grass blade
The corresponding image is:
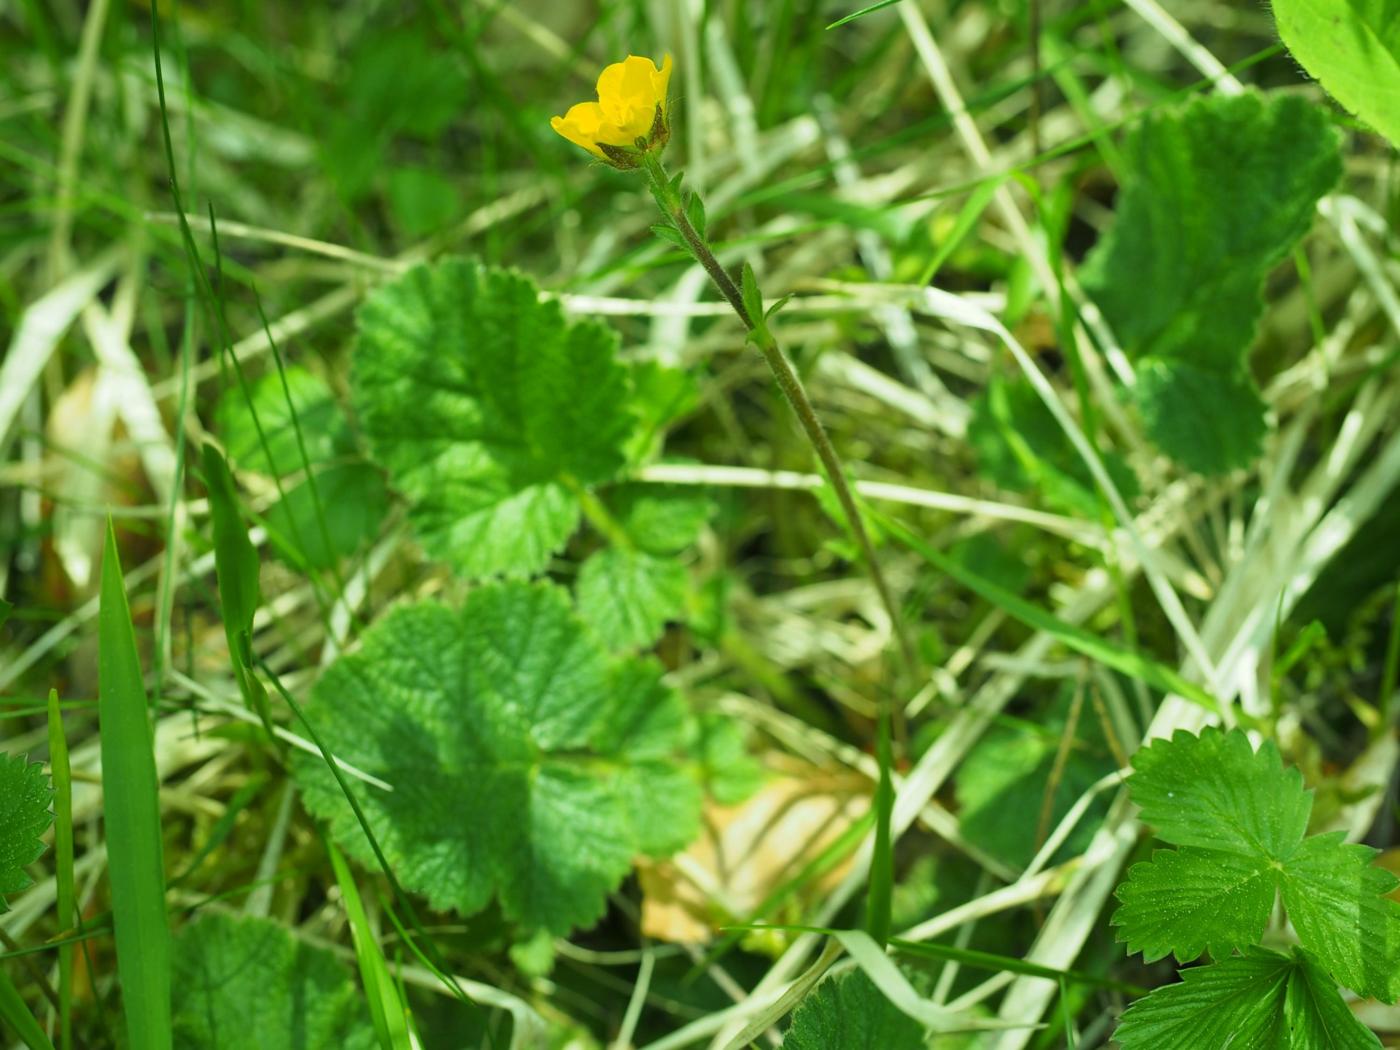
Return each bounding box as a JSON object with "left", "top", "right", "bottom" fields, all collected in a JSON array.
[
  {"left": 201, "top": 440, "right": 275, "bottom": 737},
  {"left": 256, "top": 658, "right": 481, "bottom": 1018},
  {"left": 720, "top": 923, "right": 1145, "bottom": 994},
  {"left": 888, "top": 938, "right": 1146, "bottom": 995},
  {"left": 98, "top": 521, "right": 171, "bottom": 1050},
  {"left": 45, "top": 690, "right": 74, "bottom": 1050},
  {"left": 254, "top": 291, "right": 352, "bottom": 607},
  {"left": 917, "top": 174, "right": 1005, "bottom": 287},
  {"left": 201, "top": 440, "right": 259, "bottom": 655},
  {"left": 0, "top": 598, "right": 10, "bottom": 630},
  {"left": 867, "top": 705, "right": 894, "bottom": 947},
  {"left": 326, "top": 839, "right": 415, "bottom": 1050},
  {"left": 826, "top": 0, "right": 904, "bottom": 29},
  {"left": 876, "top": 511, "right": 1225, "bottom": 717},
  {"left": 0, "top": 967, "right": 53, "bottom": 1050}
]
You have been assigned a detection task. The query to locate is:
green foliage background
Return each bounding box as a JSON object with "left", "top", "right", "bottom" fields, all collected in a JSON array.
[{"left": 0, "top": 0, "right": 1398, "bottom": 1047}]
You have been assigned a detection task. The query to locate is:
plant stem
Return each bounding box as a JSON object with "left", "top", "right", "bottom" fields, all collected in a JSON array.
[
  {"left": 641, "top": 152, "right": 917, "bottom": 679},
  {"left": 568, "top": 475, "right": 634, "bottom": 550}
]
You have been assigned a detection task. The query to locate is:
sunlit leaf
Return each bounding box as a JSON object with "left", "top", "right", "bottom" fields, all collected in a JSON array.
[
  {"left": 1081, "top": 93, "right": 1341, "bottom": 473},
  {"left": 353, "top": 258, "right": 636, "bottom": 578},
  {"left": 291, "top": 581, "right": 701, "bottom": 936}
]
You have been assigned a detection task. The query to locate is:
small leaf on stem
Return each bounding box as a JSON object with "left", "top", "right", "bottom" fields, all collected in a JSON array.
[
  {"left": 740, "top": 262, "right": 764, "bottom": 326},
  {"left": 651, "top": 223, "right": 689, "bottom": 251},
  {"left": 684, "top": 193, "right": 707, "bottom": 238}
]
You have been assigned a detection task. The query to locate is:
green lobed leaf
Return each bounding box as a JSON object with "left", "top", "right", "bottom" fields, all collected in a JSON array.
[
  {"left": 216, "top": 366, "right": 340, "bottom": 479},
  {"left": 1284, "top": 949, "right": 1385, "bottom": 1049},
  {"left": 291, "top": 581, "right": 700, "bottom": 936},
  {"left": 575, "top": 546, "right": 687, "bottom": 651},
  {"left": 604, "top": 482, "right": 713, "bottom": 554},
  {"left": 1115, "top": 948, "right": 1382, "bottom": 1049},
  {"left": 1127, "top": 728, "right": 1311, "bottom": 858},
  {"left": 624, "top": 362, "right": 700, "bottom": 465},
  {"left": 353, "top": 258, "right": 636, "bottom": 578},
  {"left": 1114, "top": 846, "right": 1276, "bottom": 962},
  {"left": 172, "top": 912, "right": 377, "bottom": 1049},
  {"left": 0, "top": 754, "right": 52, "bottom": 913},
  {"left": 1114, "top": 949, "right": 1294, "bottom": 1049},
  {"left": 1280, "top": 832, "right": 1400, "bottom": 1002},
  {"left": 692, "top": 713, "right": 765, "bottom": 806},
  {"left": 955, "top": 685, "right": 1117, "bottom": 869},
  {"left": 1080, "top": 92, "right": 1341, "bottom": 474},
  {"left": 264, "top": 463, "right": 388, "bottom": 571},
  {"left": 594, "top": 657, "right": 703, "bottom": 857},
  {"left": 783, "top": 969, "right": 928, "bottom": 1050},
  {"left": 948, "top": 532, "right": 1031, "bottom": 595},
  {"left": 1115, "top": 727, "right": 1400, "bottom": 999},
  {"left": 1272, "top": 0, "right": 1400, "bottom": 149},
  {"left": 386, "top": 166, "right": 458, "bottom": 237},
  {"left": 1133, "top": 359, "right": 1271, "bottom": 477}
]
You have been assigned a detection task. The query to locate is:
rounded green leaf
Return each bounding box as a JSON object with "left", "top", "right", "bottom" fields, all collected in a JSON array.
[
  {"left": 576, "top": 547, "right": 687, "bottom": 651},
  {"left": 291, "top": 581, "right": 700, "bottom": 936},
  {"left": 1081, "top": 92, "right": 1341, "bottom": 475},
  {"left": 172, "top": 912, "right": 377, "bottom": 1049},
  {"left": 264, "top": 463, "right": 389, "bottom": 570},
  {"left": 217, "top": 367, "right": 341, "bottom": 479},
  {"left": 353, "top": 258, "right": 636, "bottom": 578}
]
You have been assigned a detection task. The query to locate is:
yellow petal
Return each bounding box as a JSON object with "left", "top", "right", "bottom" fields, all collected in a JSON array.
[
  {"left": 597, "top": 55, "right": 668, "bottom": 139},
  {"left": 594, "top": 57, "right": 632, "bottom": 114},
  {"left": 652, "top": 53, "right": 674, "bottom": 120},
  {"left": 592, "top": 118, "right": 639, "bottom": 148},
  {"left": 550, "top": 103, "right": 608, "bottom": 158}
]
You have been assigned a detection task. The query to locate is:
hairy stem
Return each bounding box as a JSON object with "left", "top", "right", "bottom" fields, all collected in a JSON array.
[{"left": 641, "top": 152, "right": 917, "bottom": 679}]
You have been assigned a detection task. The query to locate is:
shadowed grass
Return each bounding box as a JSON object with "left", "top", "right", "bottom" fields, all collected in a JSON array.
[{"left": 0, "top": 967, "right": 53, "bottom": 1050}]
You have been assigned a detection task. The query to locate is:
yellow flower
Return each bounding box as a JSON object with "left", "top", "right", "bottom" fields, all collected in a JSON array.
[{"left": 551, "top": 54, "right": 673, "bottom": 168}]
